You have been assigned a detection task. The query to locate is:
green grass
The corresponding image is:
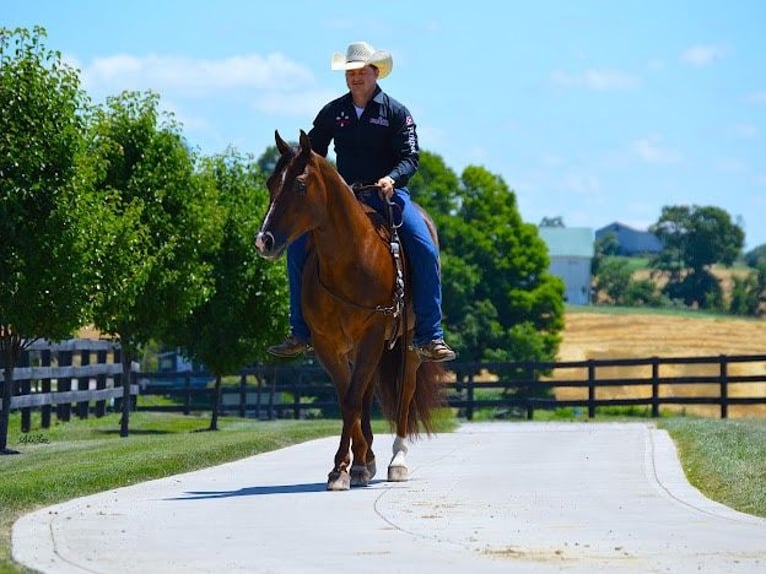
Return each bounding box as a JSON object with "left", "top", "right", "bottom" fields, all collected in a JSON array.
[
  {"left": 0, "top": 412, "right": 763, "bottom": 573},
  {"left": 658, "top": 417, "right": 766, "bottom": 518}
]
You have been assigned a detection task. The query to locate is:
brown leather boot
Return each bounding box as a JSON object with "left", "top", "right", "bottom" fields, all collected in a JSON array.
[
  {"left": 267, "top": 335, "right": 312, "bottom": 357},
  {"left": 415, "top": 339, "right": 456, "bottom": 362}
]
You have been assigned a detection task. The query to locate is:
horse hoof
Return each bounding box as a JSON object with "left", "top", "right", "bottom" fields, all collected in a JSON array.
[
  {"left": 387, "top": 465, "right": 408, "bottom": 482},
  {"left": 350, "top": 465, "right": 371, "bottom": 487},
  {"left": 327, "top": 470, "right": 351, "bottom": 491},
  {"left": 366, "top": 457, "right": 377, "bottom": 480}
]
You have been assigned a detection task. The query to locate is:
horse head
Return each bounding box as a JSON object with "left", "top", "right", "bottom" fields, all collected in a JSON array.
[{"left": 254, "top": 130, "right": 326, "bottom": 260}]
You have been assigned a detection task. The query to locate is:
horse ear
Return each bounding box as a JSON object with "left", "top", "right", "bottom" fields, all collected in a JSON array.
[
  {"left": 275, "top": 130, "right": 290, "bottom": 154},
  {"left": 299, "top": 130, "right": 311, "bottom": 154}
]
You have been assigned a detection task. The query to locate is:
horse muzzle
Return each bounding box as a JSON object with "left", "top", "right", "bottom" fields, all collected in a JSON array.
[{"left": 254, "top": 230, "right": 285, "bottom": 260}]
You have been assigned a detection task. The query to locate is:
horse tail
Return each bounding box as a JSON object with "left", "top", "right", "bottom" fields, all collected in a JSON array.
[{"left": 376, "top": 340, "right": 446, "bottom": 437}]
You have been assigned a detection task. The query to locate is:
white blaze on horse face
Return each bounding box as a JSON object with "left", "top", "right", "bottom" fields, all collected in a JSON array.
[{"left": 255, "top": 168, "right": 289, "bottom": 253}]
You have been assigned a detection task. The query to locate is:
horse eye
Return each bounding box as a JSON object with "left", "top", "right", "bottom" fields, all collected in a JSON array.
[{"left": 296, "top": 180, "right": 307, "bottom": 195}]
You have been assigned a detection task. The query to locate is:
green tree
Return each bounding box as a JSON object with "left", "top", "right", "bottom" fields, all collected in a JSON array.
[
  {"left": 744, "top": 244, "right": 766, "bottom": 268},
  {"left": 411, "top": 154, "right": 563, "bottom": 363},
  {"left": 592, "top": 258, "right": 632, "bottom": 304},
  {"left": 650, "top": 205, "right": 744, "bottom": 309},
  {"left": 409, "top": 150, "right": 460, "bottom": 218},
  {"left": 729, "top": 262, "right": 766, "bottom": 317},
  {"left": 171, "top": 150, "right": 289, "bottom": 430},
  {"left": 87, "top": 91, "right": 222, "bottom": 437},
  {"left": 0, "top": 27, "right": 94, "bottom": 452}
]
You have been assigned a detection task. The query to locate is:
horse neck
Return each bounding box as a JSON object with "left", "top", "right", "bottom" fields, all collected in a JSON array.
[{"left": 312, "top": 167, "right": 373, "bottom": 264}]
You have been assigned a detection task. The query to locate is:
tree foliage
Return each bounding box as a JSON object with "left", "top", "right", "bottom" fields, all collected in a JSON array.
[
  {"left": 744, "top": 244, "right": 766, "bottom": 268},
  {"left": 87, "top": 90, "right": 223, "bottom": 436},
  {"left": 0, "top": 27, "right": 94, "bottom": 451},
  {"left": 410, "top": 152, "right": 564, "bottom": 363},
  {"left": 650, "top": 205, "right": 744, "bottom": 309},
  {"left": 171, "top": 149, "right": 289, "bottom": 430}
]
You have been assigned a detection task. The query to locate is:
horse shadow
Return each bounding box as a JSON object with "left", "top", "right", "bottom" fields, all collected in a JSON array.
[{"left": 167, "top": 479, "right": 388, "bottom": 500}]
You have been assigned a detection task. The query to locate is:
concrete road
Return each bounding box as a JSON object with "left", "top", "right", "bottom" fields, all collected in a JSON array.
[{"left": 12, "top": 422, "right": 766, "bottom": 573}]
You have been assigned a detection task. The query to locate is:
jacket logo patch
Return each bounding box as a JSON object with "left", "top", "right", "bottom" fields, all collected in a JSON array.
[
  {"left": 336, "top": 111, "right": 351, "bottom": 127},
  {"left": 369, "top": 116, "right": 389, "bottom": 127}
]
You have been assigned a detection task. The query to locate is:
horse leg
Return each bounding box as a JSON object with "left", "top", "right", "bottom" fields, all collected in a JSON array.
[
  {"left": 348, "top": 342, "right": 385, "bottom": 488},
  {"left": 388, "top": 357, "right": 419, "bottom": 482},
  {"left": 328, "top": 434, "right": 352, "bottom": 491},
  {"left": 358, "top": 373, "right": 378, "bottom": 482},
  {"left": 317, "top": 353, "right": 354, "bottom": 491},
  {"left": 347, "top": 378, "right": 378, "bottom": 487},
  {"left": 328, "top": 366, "right": 375, "bottom": 490}
]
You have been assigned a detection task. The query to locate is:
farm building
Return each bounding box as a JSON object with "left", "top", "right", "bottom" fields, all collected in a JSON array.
[
  {"left": 595, "top": 221, "right": 662, "bottom": 256},
  {"left": 538, "top": 226, "right": 594, "bottom": 305}
]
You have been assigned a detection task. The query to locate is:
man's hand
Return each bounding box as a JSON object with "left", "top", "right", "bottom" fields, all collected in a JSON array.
[{"left": 377, "top": 175, "right": 395, "bottom": 199}]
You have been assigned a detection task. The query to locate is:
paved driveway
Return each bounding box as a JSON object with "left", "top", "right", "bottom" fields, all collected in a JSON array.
[{"left": 12, "top": 422, "right": 766, "bottom": 573}]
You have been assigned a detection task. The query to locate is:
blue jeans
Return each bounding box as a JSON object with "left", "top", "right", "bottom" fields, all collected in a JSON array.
[{"left": 286, "top": 187, "right": 444, "bottom": 346}]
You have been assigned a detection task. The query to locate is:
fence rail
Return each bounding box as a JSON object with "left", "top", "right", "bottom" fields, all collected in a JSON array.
[
  {"left": 1, "top": 339, "right": 139, "bottom": 431},
  {"left": 4, "top": 344, "right": 766, "bottom": 430},
  {"left": 134, "top": 353, "right": 766, "bottom": 421}
]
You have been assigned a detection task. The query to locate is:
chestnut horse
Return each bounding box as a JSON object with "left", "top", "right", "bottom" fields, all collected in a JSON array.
[{"left": 254, "top": 130, "right": 444, "bottom": 491}]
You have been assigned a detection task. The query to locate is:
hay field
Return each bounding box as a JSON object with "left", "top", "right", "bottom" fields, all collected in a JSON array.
[{"left": 548, "top": 309, "right": 766, "bottom": 418}]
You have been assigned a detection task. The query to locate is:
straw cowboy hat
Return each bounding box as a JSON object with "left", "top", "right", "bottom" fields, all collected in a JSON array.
[{"left": 331, "top": 41, "right": 393, "bottom": 79}]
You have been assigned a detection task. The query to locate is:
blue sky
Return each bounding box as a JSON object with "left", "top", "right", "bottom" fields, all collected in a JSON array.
[{"left": 7, "top": 0, "right": 766, "bottom": 250}]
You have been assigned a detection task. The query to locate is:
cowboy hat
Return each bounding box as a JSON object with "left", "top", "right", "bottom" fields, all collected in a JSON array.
[{"left": 331, "top": 41, "right": 393, "bottom": 79}]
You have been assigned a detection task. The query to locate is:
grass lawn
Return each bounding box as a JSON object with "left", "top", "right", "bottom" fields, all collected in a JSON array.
[
  {"left": 0, "top": 412, "right": 763, "bottom": 573},
  {"left": 659, "top": 417, "right": 766, "bottom": 518}
]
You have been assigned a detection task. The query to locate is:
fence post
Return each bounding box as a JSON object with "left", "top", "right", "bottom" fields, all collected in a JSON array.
[
  {"left": 720, "top": 355, "right": 729, "bottom": 419},
  {"left": 239, "top": 374, "right": 247, "bottom": 419},
  {"left": 95, "top": 349, "right": 107, "bottom": 417},
  {"left": 77, "top": 349, "right": 90, "bottom": 419},
  {"left": 651, "top": 357, "right": 660, "bottom": 418},
  {"left": 57, "top": 350, "right": 73, "bottom": 422},
  {"left": 465, "top": 373, "right": 475, "bottom": 421},
  {"left": 268, "top": 369, "right": 276, "bottom": 421},
  {"left": 40, "top": 349, "right": 52, "bottom": 429},
  {"left": 113, "top": 348, "right": 122, "bottom": 413},
  {"left": 256, "top": 372, "right": 264, "bottom": 420},
  {"left": 293, "top": 372, "right": 301, "bottom": 420},
  {"left": 183, "top": 374, "right": 191, "bottom": 415},
  {"left": 19, "top": 351, "right": 31, "bottom": 433},
  {"left": 525, "top": 363, "right": 535, "bottom": 420},
  {"left": 587, "top": 360, "right": 596, "bottom": 418}
]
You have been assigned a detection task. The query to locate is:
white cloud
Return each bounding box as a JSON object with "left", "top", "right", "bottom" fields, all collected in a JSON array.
[
  {"left": 551, "top": 69, "right": 640, "bottom": 91},
  {"left": 632, "top": 136, "right": 681, "bottom": 165},
  {"left": 680, "top": 44, "right": 726, "bottom": 67},
  {"left": 81, "top": 52, "right": 315, "bottom": 97}
]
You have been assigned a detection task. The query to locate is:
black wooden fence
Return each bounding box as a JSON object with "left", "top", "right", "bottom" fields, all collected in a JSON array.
[
  {"left": 4, "top": 342, "right": 766, "bottom": 431},
  {"left": 136, "top": 353, "right": 766, "bottom": 421},
  {"left": 1, "top": 339, "right": 139, "bottom": 431}
]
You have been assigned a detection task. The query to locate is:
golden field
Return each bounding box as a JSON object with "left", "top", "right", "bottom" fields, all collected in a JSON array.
[{"left": 548, "top": 309, "right": 766, "bottom": 417}]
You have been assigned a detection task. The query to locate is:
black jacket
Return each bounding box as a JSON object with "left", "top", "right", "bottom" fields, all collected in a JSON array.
[{"left": 308, "top": 86, "right": 419, "bottom": 188}]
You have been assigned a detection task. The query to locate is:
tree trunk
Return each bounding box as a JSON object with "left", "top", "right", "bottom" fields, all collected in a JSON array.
[
  {"left": 209, "top": 373, "right": 222, "bottom": 431},
  {"left": 1, "top": 334, "right": 20, "bottom": 454},
  {"left": 120, "top": 348, "right": 132, "bottom": 438}
]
